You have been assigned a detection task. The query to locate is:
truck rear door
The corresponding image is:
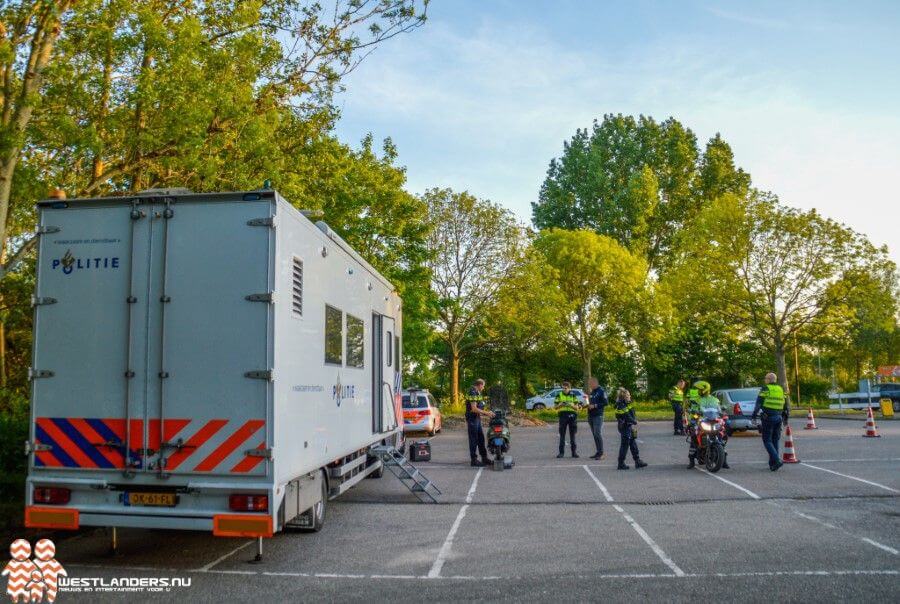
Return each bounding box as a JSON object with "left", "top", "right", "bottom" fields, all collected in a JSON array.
[{"left": 30, "top": 195, "right": 273, "bottom": 479}]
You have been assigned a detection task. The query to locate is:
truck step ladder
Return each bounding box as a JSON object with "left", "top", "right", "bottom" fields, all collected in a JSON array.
[{"left": 372, "top": 445, "right": 441, "bottom": 503}]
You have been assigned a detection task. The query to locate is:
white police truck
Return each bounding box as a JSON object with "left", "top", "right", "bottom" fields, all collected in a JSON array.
[{"left": 24, "top": 188, "right": 403, "bottom": 547}]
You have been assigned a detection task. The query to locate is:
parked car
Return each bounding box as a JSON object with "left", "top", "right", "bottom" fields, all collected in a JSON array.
[
  {"left": 402, "top": 389, "right": 442, "bottom": 435},
  {"left": 525, "top": 388, "right": 589, "bottom": 410},
  {"left": 714, "top": 388, "right": 761, "bottom": 434}
]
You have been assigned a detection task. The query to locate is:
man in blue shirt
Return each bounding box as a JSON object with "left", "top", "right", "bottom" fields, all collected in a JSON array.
[{"left": 587, "top": 376, "right": 607, "bottom": 460}]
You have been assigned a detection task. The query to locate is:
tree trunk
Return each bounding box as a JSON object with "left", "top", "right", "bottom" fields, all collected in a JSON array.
[
  {"left": 581, "top": 344, "right": 591, "bottom": 392},
  {"left": 774, "top": 340, "right": 789, "bottom": 393},
  {"left": 450, "top": 344, "right": 460, "bottom": 410},
  {"left": 0, "top": 316, "right": 6, "bottom": 388}
]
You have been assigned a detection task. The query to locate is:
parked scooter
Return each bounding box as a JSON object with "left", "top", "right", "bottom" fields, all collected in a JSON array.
[
  {"left": 688, "top": 408, "right": 728, "bottom": 472},
  {"left": 487, "top": 410, "right": 513, "bottom": 470}
]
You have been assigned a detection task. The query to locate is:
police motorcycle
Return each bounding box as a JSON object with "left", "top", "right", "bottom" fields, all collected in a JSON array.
[
  {"left": 486, "top": 410, "right": 513, "bottom": 470},
  {"left": 688, "top": 407, "right": 728, "bottom": 472}
]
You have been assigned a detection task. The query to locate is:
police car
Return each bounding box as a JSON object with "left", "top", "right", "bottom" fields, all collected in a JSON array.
[{"left": 401, "top": 389, "right": 443, "bottom": 435}]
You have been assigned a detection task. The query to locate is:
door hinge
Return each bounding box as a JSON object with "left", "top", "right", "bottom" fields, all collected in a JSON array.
[
  {"left": 245, "top": 447, "right": 273, "bottom": 459},
  {"left": 29, "top": 368, "right": 54, "bottom": 379},
  {"left": 247, "top": 217, "right": 275, "bottom": 228},
  {"left": 36, "top": 225, "right": 60, "bottom": 235},
  {"left": 245, "top": 292, "right": 274, "bottom": 303},
  {"left": 31, "top": 296, "right": 57, "bottom": 307},
  {"left": 25, "top": 441, "right": 52, "bottom": 455},
  {"left": 245, "top": 370, "right": 273, "bottom": 381}
]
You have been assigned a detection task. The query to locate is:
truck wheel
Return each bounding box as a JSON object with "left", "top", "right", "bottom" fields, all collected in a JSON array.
[
  {"left": 534, "top": 403, "right": 545, "bottom": 411},
  {"left": 299, "top": 473, "right": 327, "bottom": 533}
]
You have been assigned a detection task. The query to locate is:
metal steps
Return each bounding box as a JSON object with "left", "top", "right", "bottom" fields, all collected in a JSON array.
[{"left": 371, "top": 445, "right": 441, "bottom": 503}]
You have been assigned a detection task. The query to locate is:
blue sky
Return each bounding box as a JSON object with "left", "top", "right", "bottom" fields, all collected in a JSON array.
[{"left": 333, "top": 0, "right": 900, "bottom": 261}]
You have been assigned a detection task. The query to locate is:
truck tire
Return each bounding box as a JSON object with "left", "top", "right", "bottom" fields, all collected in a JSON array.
[{"left": 298, "top": 472, "right": 328, "bottom": 533}]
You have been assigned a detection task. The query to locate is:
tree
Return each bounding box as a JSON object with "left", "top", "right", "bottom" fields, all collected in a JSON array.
[
  {"left": 481, "top": 244, "right": 565, "bottom": 400},
  {"left": 534, "top": 228, "right": 648, "bottom": 390},
  {"left": 532, "top": 114, "right": 749, "bottom": 270},
  {"left": 1, "top": 0, "right": 429, "bottom": 278},
  {"left": 667, "top": 191, "right": 895, "bottom": 391},
  {"left": 423, "top": 188, "right": 521, "bottom": 407}
]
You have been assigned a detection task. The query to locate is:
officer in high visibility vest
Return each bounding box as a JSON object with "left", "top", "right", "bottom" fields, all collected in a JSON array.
[
  {"left": 686, "top": 382, "right": 700, "bottom": 413},
  {"left": 669, "top": 379, "right": 686, "bottom": 436},
  {"left": 465, "top": 379, "right": 492, "bottom": 467},
  {"left": 555, "top": 381, "right": 581, "bottom": 458},
  {"left": 751, "top": 372, "right": 791, "bottom": 471}
]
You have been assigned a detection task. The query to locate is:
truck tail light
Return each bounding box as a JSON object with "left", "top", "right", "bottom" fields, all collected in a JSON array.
[
  {"left": 229, "top": 494, "right": 268, "bottom": 512},
  {"left": 33, "top": 487, "right": 71, "bottom": 505}
]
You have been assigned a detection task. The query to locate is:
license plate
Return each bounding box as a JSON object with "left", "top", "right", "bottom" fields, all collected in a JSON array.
[{"left": 125, "top": 492, "right": 177, "bottom": 507}]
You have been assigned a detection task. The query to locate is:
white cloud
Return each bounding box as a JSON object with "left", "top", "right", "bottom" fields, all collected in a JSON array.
[{"left": 335, "top": 17, "right": 900, "bottom": 262}]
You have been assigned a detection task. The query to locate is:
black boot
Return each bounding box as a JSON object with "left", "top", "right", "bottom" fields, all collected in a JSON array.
[
  {"left": 618, "top": 462, "right": 629, "bottom": 470},
  {"left": 556, "top": 453, "right": 564, "bottom": 459},
  {"left": 571, "top": 451, "right": 579, "bottom": 458},
  {"left": 687, "top": 455, "right": 695, "bottom": 469},
  {"left": 722, "top": 453, "right": 730, "bottom": 469},
  {"left": 471, "top": 459, "right": 484, "bottom": 467},
  {"left": 635, "top": 459, "right": 647, "bottom": 469}
]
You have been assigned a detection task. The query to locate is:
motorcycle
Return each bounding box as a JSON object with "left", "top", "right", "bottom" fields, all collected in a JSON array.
[
  {"left": 487, "top": 410, "right": 513, "bottom": 470},
  {"left": 688, "top": 408, "right": 728, "bottom": 472}
]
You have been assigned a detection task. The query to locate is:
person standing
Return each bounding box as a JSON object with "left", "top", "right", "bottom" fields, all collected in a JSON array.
[
  {"left": 614, "top": 387, "right": 647, "bottom": 470},
  {"left": 669, "top": 379, "right": 686, "bottom": 436},
  {"left": 751, "top": 372, "right": 790, "bottom": 471},
  {"left": 465, "top": 378, "right": 492, "bottom": 467},
  {"left": 555, "top": 381, "right": 581, "bottom": 458},
  {"left": 587, "top": 376, "right": 607, "bottom": 460}
]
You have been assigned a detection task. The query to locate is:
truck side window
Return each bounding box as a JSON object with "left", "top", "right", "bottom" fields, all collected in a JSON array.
[
  {"left": 386, "top": 331, "right": 392, "bottom": 366},
  {"left": 325, "top": 305, "right": 343, "bottom": 365},
  {"left": 395, "top": 335, "right": 401, "bottom": 370},
  {"left": 345, "top": 314, "right": 364, "bottom": 369}
]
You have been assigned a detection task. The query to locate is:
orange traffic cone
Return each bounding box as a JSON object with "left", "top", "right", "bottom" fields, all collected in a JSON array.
[
  {"left": 805, "top": 407, "right": 817, "bottom": 430},
  {"left": 782, "top": 424, "right": 800, "bottom": 463},
  {"left": 862, "top": 406, "right": 881, "bottom": 438}
]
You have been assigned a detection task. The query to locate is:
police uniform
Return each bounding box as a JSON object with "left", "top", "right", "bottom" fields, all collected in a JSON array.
[
  {"left": 752, "top": 383, "right": 790, "bottom": 470},
  {"left": 614, "top": 398, "right": 646, "bottom": 469},
  {"left": 669, "top": 385, "right": 685, "bottom": 435},
  {"left": 555, "top": 390, "right": 579, "bottom": 457},
  {"left": 465, "top": 387, "right": 489, "bottom": 465}
]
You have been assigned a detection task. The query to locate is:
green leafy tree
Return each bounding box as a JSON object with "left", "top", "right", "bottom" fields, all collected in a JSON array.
[
  {"left": 423, "top": 188, "right": 521, "bottom": 408},
  {"left": 532, "top": 114, "right": 749, "bottom": 270},
  {"left": 534, "top": 228, "right": 648, "bottom": 390},
  {"left": 667, "top": 191, "right": 894, "bottom": 391},
  {"left": 481, "top": 244, "right": 565, "bottom": 400}
]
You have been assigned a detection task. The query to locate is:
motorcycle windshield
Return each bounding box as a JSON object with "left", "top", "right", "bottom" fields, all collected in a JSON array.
[{"left": 702, "top": 409, "right": 722, "bottom": 420}]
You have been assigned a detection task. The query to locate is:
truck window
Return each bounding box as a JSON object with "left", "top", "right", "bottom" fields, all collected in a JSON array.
[
  {"left": 325, "top": 305, "right": 343, "bottom": 365},
  {"left": 346, "top": 314, "right": 364, "bottom": 368},
  {"left": 395, "top": 334, "right": 401, "bottom": 370},
  {"left": 292, "top": 257, "right": 303, "bottom": 316},
  {"left": 386, "top": 331, "right": 392, "bottom": 366}
]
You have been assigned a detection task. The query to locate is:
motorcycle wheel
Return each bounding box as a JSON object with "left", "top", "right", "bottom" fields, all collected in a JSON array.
[{"left": 706, "top": 442, "right": 725, "bottom": 473}]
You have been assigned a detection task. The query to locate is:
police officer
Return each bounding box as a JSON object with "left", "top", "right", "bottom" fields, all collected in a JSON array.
[
  {"left": 751, "top": 372, "right": 790, "bottom": 471},
  {"left": 555, "top": 381, "right": 581, "bottom": 458},
  {"left": 614, "top": 387, "right": 647, "bottom": 470},
  {"left": 686, "top": 381, "right": 700, "bottom": 412},
  {"left": 669, "top": 379, "right": 686, "bottom": 436},
  {"left": 587, "top": 376, "right": 607, "bottom": 460},
  {"left": 465, "top": 379, "right": 492, "bottom": 467}
]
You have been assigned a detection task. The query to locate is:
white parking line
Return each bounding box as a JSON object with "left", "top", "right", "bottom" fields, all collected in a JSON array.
[
  {"left": 800, "top": 463, "right": 900, "bottom": 494},
  {"left": 194, "top": 540, "right": 254, "bottom": 572},
  {"left": 582, "top": 466, "right": 685, "bottom": 577},
  {"left": 861, "top": 539, "right": 899, "bottom": 556},
  {"left": 68, "top": 563, "right": 899, "bottom": 581},
  {"left": 697, "top": 469, "right": 761, "bottom": 499},
  {"left": 427, "top": 467, "right": 482, "bottom": 578}
]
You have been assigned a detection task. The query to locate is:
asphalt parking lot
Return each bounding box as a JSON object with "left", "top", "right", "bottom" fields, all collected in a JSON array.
[{"left": 53, "top": 417, "right": 899, "bottom": 602}]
